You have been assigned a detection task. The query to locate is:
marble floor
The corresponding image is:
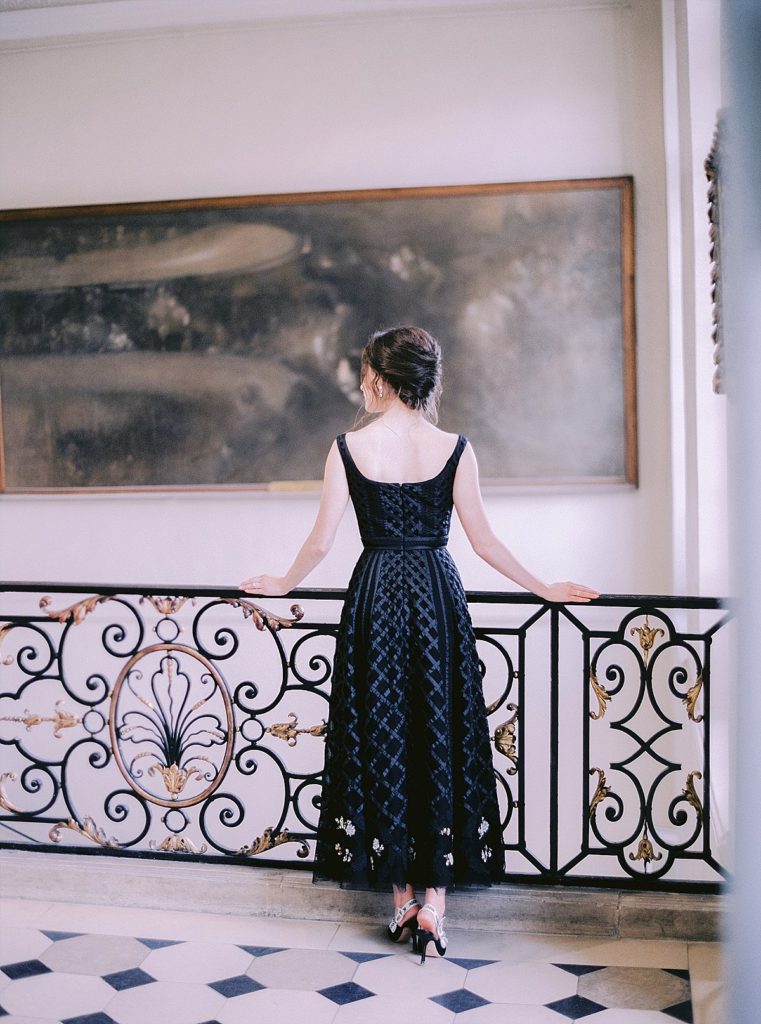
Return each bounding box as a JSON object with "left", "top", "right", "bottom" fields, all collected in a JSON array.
[{"left": 0, "top": 898, "right": 725, "bottom": 1024}]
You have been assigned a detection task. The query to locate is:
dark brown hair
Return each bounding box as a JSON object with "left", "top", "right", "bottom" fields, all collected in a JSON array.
[{"left": 361, "top": 325, "right": 443, "bottom": 423}]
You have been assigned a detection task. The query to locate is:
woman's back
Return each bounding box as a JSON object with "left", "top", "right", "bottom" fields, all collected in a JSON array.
[{"left": 343, "top": 420, "right": 460, "bottom": 485}]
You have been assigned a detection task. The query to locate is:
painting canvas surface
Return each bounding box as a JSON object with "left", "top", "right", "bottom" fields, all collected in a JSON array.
[{"left": 0, "top": 180, "right": 635, "bottom": 490}]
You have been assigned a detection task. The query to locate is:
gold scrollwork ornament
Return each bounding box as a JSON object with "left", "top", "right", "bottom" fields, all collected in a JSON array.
[
  {"left": 683, "top": 674, "right": 704, "bottom": 723},
  {"left": 0, "top": 701, "right": 81, "bottom": 737},
  {"left": 49, "top": 816, "right": 121, "bottom": 848},
  {"left": 222, "top": 597, "right": 304, "bottom": 631},
  {"left": 40, "top": 594, "right": 112, "bottom": 625},
  {"left": 239, "top": 826, "right": 310, "bottom": 858},
  {"left": 589, "top": 670, "right": 612, "bottom": 720},
  {"left": 588, "top": 767, "right": 611, "bottom": 818},
  {"left": 0, "top": 623, "right": 17, "bottom": 665},
  {"left": 683, "top": 769, "right": 704, "bottom": 821},
  {"left": 0, "top": 772, "right": 24, "bottom": 814},
  {"left": 493, "top": 704, "right": 519, "bottom": 774},
  {"left": 266, "top": 712, "right": 327, "bottom": 746}
]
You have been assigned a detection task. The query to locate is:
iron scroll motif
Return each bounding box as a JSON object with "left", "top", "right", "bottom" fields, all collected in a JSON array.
[
  {"left": 0, "top": 585, "right": 729, "bottom": 890},
  {"left": 579, "top": 606, "right": 716, "bottom": 880}
]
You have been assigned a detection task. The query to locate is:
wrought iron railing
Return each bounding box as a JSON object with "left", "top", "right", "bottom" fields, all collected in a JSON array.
[{"left": 0, "top": 583, "right": 730, "bottom": 893}]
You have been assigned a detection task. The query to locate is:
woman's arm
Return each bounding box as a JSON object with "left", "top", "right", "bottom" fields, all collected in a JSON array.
[
  {"left": 453, "top": 443, "right": 598, "bottom": 603},
  {"left": 239, "top": 441, "right": 350, "bottom": 596}
]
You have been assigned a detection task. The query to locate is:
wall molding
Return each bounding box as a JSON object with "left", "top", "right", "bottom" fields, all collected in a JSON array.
[{"left": 0, "top": 0, "right": 631, "bottom": 52}]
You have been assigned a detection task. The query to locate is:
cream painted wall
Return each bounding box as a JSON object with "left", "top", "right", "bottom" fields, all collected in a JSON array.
[{"left": 0, "top": 0, "right": 675, "bottom": 596}]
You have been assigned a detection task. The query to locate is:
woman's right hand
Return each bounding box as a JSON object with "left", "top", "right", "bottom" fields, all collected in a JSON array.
[{"left": 239, "top": 574, "right": 290, "bottom": 596}]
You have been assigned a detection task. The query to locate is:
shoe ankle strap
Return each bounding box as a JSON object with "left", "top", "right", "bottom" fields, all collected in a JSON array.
[
  {"left": 419, "top": 903, "right": 445, "bottom": 927},
  {"left": 389, "top": 897, "right": 419, "bottom": 932}
]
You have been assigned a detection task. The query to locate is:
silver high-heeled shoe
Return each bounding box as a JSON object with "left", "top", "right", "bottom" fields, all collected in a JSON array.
[{"left": 415, "top": 902, "right": 448, "bottom": 964}]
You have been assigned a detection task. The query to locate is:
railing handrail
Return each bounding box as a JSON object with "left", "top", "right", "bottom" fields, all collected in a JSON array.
[{"left": 0, "top": 581, "right": 727, "bottom": 609}]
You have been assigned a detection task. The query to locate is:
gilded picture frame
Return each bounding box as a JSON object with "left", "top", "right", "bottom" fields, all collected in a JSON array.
[{"left": 0, "top": 178, "right": 637, "bottom": 492}]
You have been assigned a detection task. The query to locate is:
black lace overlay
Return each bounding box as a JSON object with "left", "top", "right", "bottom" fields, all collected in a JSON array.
[{"left": 314, "top": 432, "right": 503, "bottom": 889}]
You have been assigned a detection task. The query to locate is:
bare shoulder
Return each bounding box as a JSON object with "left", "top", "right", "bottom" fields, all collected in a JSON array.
[
  {"left": 423, "top": 424, "right": 460, "bottom": 451},
  {"left": 344, "top": 420, "right": 381, "bottom": 454}
]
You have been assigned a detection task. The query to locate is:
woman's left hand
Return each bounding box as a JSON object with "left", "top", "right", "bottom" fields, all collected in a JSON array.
[
  {"left": 239, "top": 574, "right": 290, "bottom": 596},
  {"left": 542, "top": 581, "right": 599, "bottom": 603}
]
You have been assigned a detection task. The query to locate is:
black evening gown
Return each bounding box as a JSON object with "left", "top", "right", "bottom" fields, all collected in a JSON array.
[{"left": 314, "top": 432, "right": 503, "bottom": 889}]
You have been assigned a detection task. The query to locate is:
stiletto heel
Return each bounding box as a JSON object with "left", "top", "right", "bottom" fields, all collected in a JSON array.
[
  {"left": 386, "top": 897, "right": 420, "bottom": 944},
  {"left": 415, "top": 903, "right": 448, "bottom": 965}
]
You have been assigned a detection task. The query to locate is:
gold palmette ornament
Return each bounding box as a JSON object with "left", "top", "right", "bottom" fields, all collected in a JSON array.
[
  {"left": 147, "top": 762, "right": 205, "bottom": 798},
  {"left": 139, "top": 595, "right": 194, "bottom": 616},
  {"left": 149, "top": 835, "right": 208, "bottom": 854},
  {"left": 109, "top": 644, "right": 234, "bottom": 809},
  {"left": 630, "top": 615, "right": 665, "bottom": 664},
  {"left": 628, "top": 823, "right": 662, "bottom": 869}
]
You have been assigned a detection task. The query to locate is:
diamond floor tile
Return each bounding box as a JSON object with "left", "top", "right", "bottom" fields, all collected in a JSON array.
[
  {"left": 318, "top": 981, "right": 374, "bottom": 1005},
  {"left": 431, "top": 987, "right": 490, "bottom": 1012},
  {"left": 546, "top": 993, "right": 608, "bottom": 1019},
  {"left": 1, "top": 959, "right": 52, "bottom": 981},
  {"left": 62, "top": 1014, "right": 119, "bottom": 1024},
  {"left": 102, "top": 967, "right": 155, "bottom": 991},
  {"left": 208, "top": 975, "right": 263, "bottom": 998}
]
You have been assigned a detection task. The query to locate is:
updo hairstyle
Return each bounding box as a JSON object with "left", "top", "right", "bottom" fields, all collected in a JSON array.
[{"left": 361, "top": 325, "right": 443, "bottom": 423}]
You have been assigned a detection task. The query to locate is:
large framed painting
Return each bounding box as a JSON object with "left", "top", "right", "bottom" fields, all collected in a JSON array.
[{"left": 0, "top": 178, "right": 636, "bottom": 491}]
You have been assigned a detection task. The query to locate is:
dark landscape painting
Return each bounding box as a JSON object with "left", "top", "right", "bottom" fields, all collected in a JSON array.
[{"left": 0, "top": 179, "right": 636, "bottom": 490}]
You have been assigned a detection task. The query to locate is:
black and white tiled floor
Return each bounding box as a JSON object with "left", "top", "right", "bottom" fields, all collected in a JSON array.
[{"left": 0, "top": 899, "right": 724, "bottom": 1024}]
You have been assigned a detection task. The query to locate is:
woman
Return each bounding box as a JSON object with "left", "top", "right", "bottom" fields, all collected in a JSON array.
[{"left": 240, "top": 325, "right": 597, "bottom": 964}]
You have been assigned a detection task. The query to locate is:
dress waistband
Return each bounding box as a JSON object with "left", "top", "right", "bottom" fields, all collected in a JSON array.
[{"left": 363, "top": 536, "right": 448, "bottom": 551}]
